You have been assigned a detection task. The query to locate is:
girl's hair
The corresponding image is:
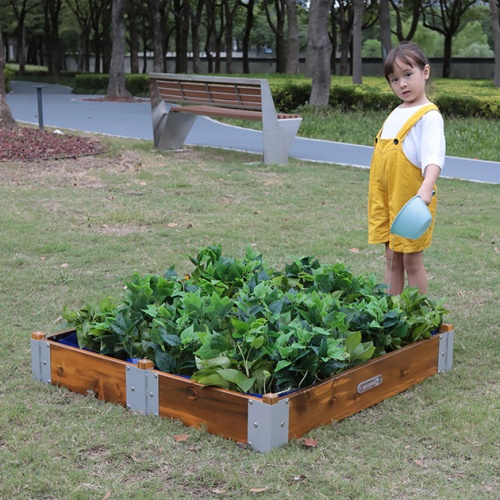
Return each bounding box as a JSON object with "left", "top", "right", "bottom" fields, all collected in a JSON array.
[{"left": 384, "top": 42, "right": 430, "bottom": 81}]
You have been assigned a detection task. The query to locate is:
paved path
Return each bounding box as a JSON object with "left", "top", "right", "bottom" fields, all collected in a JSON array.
[{"left": 6, "top": 80, "right": 500, "bottom": 184}]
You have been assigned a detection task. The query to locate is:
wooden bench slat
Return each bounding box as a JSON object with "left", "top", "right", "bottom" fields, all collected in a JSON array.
[
  {"left": 156, "top": 80, "right": 264, "bottom": 110},
  {"left": 170, "top": 105, "right": 263, "bottom": 120}
]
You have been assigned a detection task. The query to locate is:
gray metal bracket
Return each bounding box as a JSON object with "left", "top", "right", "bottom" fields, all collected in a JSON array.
[
  {"left": 438, "top": 329, "right": 454, "bottom": 373},
  {"left": 247, "top": 398, "right": 289, "bottom": 453},
  {"left": 126, "top": 365, "right": 159, "bottom": 416},
  {"left": 31, "top": 338, "right": 52, "bottom": 384}
]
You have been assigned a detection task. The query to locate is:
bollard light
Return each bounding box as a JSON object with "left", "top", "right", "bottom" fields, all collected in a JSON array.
[{"left": 36, "top": 86, "right": 45, "bottom": 130}]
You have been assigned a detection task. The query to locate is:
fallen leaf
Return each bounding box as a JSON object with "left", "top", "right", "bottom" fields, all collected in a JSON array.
[
  {"left": 250, "top": 487, "right": 269, "bottom": 493},
  {"left": 61, "top": 263, "right": 69, "bottom": 268},
  {"left": 101, "top": 491, "right": 111, "bottom": 500},
  {"left": 167, "top": 222, "right": 178, "bottom": 228},
  {"left": 414, "top": 459, "right": 427, "bottom": 468},
  {"left": 212, "top": 489, "right": 226, "bottom": 494},
  {"left": 186, "top": 223, "right": 193, "bottom": 229},
  {"left": 303, "top": 438, "right": 318, "bottom": 447},
  {"left": 293, "top": 475, "right": 307, "bottom": 482},
  {"left": 174, "top": 434, "right": 189, "bottom": 442},
  {"left": 349, "top": 247, "right": 360, "bottom": 253}
]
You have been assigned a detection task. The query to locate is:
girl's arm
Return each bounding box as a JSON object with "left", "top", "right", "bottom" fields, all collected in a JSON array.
[{"left": 417, "top": 164, "right": 441, "bottom": 205}]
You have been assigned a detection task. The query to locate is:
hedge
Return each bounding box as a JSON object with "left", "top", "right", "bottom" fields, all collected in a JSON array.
[{"left": 70, "top": 73, "right": 500, "bottom": 119}]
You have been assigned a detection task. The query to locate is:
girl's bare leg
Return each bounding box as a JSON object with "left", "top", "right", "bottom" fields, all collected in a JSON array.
[
  {"left": 403, "top": 251, "right": 428, "bottom": 293},
  {"left": 385, "top": 243, "right": 404, "bottom": 295}
]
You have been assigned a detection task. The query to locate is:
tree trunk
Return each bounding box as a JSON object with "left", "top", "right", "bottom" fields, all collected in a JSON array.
[
  {"left": 306, "top": 0, "right": 332, "bottom": 106},
  {"left": 379, "top": 0, "right": 392, "bottom": 59},
  {"left": 241, "top": 0, "right": 255, "bottom": 74},
  {"left": 107, "top": 0, "right": 132, "bottom": 98},
  {"left": 191, "top": 0, "right": 205, "bottom": 74},
  {"left": 489, "top": 0, "right": 500, "bottom": 87},
  {"left": 148, "top": 0, "right": 164, "bottom": 72},
  {"left": 285, "top": 0, "right": 300, "bottom": 74},
  {"left": 102, "top": 0, "right": 113, "bottom": 73},
  {"left": 127, "top": 1, "right": 140, "bottom": 73},
  {"left": 351, "top": 0, "right": 363, "bottom": 84},
  {"left": 442, "top": 34, "right": 452, "bottom": 78},
  {"left": 44, "top": 0, "right": 63, "bottom": 79},
  {"left": 174, "top": 0, "right": 190, "bottom": 73},
  {"left": 0, "top": 23, "right": 17, "bottom": 129}
]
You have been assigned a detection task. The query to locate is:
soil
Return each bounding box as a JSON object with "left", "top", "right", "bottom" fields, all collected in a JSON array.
[{"left": 0, "top": 126, "right": 107, "bottom": 161}]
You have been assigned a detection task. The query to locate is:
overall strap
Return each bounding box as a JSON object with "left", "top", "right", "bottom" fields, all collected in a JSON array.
[{"left": 397, "top": 103, "right": 439, "bottom": 142}]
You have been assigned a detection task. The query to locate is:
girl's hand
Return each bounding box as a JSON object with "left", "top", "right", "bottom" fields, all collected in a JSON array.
[
  {"left": 418, "top": 164, "right": 441, "bottom": 205},
  {"left": 417, "top": 186, "right": 434, "bottom": 205}
]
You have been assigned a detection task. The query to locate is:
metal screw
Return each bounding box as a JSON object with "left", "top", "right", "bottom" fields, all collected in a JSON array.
[
  {"left": 248, "top": 400, "right": 253, "bottom": 406},
  {"left": 149, "top": 392, "right": 154, "bottom": 397},
  {"left": 281, "top": 422, "right": 285, "bottom": 427},
  {"left": 131, "top": 387, "right": 135, "bottom": 392},
  {"left": 126, "top": 366, "right": 130, "bottom": 371},
  {"left": 154, "top": 374, "right": 158, "bottom": 379},
  {"left": 254, "top": 423, "right": 258, "bottom": 428}
]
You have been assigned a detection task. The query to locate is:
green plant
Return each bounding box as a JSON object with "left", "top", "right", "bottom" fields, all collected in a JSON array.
[{"left": 62, "top": 244, "right": 448, "bottom": 394}]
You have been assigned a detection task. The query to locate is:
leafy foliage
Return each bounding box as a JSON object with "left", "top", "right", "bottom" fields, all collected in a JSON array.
[{"left": 63, "top": 245, "right": 448, "bottom": 394}]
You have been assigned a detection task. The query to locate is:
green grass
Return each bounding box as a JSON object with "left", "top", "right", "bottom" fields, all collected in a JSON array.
[
  {"left": 231, "top": 106, "right": 500, "bottom": 162},
  {"left": 0, "top": 136, "right": 498, "bottom": 498}
]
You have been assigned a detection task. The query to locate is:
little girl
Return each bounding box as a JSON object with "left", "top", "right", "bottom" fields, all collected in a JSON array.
[{"left": 368, "top": 42, "right": 445, "bottom": 295}]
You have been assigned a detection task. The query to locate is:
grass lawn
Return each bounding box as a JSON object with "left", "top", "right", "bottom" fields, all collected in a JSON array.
[{"left": 0, "top": 132, "right": 498, "bottom": 498}]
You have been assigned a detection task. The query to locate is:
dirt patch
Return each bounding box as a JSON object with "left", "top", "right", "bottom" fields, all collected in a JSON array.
[{"left": 0, "top": 126, "right": 107, "bottom": 161}]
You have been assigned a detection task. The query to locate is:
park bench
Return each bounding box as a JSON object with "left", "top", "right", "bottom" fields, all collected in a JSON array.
[{"left": 149, "top": 73, "right": 302, "bottom": 164}]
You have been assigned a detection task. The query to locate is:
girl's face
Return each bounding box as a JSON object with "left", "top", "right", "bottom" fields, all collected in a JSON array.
[{"left": 387, "top": 57, "right": 430, "bottom": 107}]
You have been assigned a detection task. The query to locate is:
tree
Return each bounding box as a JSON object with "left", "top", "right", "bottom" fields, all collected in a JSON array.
[
  {"left": 44, "top": 0, "right": 64, "bottom": 78},
  {"left": 8, "top": 0, "right": 44, "bottom": 76},
  {"left": 352, "top": 0, "right": 364, "bottom": 84},
  {"left": 454, "top": 20, "right": 493, "bottom": 56},
  {"left": 241, "top": 0, "right": 255, "bottom": 73},
  {"left": 391, "top": 0, "right": 421, "bottom": 42},
  {"left": 106, "top": 0, "right": 132, "bottom": 98},
  {"left": 489, "top": 0, "right": 500, "bottom": 87},
  {"left": 263, "top": 0, "right": 288, "bottom": 73},
  {"left": 147, "top": 0, "right": 165, "bottom": 72},
  {"left": 306, "top": 0, "right": 332, "bottom": 105},
  {"left": 422, "top": 0, "right": 477, "bottom": 78},
  {"left": 0, "top": 23, "right": 17, "bottom": 129},
  {"left": 379, "top": 0, "right": 392, "bottom": 58},
  {"left": 285, "top": 0, "right": 300, "bottom": 73}
]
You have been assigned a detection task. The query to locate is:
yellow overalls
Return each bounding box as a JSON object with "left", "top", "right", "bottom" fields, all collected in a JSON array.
[{"left": 368, "top": 103, "right": 438, "bottom": 253}]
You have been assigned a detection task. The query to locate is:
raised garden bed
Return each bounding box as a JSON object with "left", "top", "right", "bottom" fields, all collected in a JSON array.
[{"left": 31, "top": 323, "right": 454, "bottom": 452}]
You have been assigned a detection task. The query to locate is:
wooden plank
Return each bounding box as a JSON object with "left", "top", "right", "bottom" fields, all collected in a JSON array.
[
  {"left": 38, "top": 326, "right": 451, "bottom": 448},
  {"left": 154, "top": 78, "right": 263, "bottom": 110},
  {"left": 49, "top": 343, "right": 128, "bottom": 405},
  {"left": 286, "top": 335, "right": 441, "bottom": 439},
  {"left": 170, "top": 105, "right": 263, "bottom": 120},
  {"left": 156, "top": 373, "right": 253, "bottom": 443}
]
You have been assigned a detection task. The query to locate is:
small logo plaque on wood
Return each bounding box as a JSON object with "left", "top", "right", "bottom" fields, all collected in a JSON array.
[{"left": 357, "top": 375, "right": 383, "bottom": 394}]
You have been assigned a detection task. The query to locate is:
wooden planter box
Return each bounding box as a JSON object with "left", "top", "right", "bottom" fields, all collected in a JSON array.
[{"left": 31, "top": 324, "right": 454, "bottom": 452}]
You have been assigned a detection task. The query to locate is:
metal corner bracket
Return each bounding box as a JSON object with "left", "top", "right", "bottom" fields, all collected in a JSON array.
[
  {"left": 438, "top": 329, "right": 454, "bottom": 373},
  {"left": 126, "top": 365, "right": 159, "bottom": 416},
  {"left": 31, "top": 338, "right": 52, "bottom": 384},
  {"left": 247, "top": 398, "right": 290, "bottom": 453}
]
